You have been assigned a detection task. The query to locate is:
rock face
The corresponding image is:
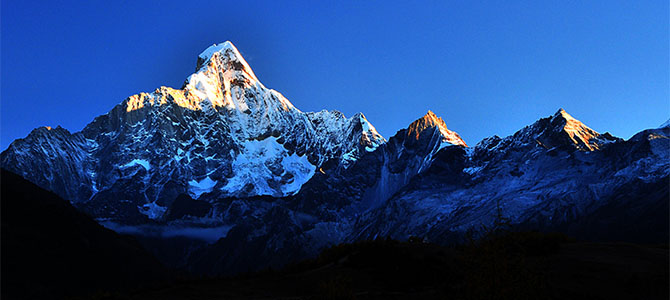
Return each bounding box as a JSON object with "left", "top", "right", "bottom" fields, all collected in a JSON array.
[{"left": 2, "top": 41, "right": 668, "bottom": 275}]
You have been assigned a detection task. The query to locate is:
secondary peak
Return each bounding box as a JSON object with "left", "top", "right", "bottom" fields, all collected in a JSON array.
[{"left": 407, "top": 111, "right": 467, "bottom": 147}]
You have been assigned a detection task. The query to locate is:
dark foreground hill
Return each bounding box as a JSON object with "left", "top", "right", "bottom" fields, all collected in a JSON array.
[
  {"left": 127, "top": 233, "right": 668, "bottom": 300},
  {"left": 1, "top": 169, "right": 170, "bottom": 300}
]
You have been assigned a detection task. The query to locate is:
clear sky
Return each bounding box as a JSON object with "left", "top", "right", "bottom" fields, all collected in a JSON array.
[{"left": 2, "top": 1, "right": 668, "bottom": 150}]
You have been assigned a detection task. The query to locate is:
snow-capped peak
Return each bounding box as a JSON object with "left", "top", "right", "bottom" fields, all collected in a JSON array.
[
  {"left": 197, "top": 41, "right": 260, "bottom": 82},
  {"left": 660, "top": 119, "right": 670, "bottom": 128},
  {"left": 181, "top": 41, "right": 269, "bottom": 112},
  {"left": 525, "top": 108, "right": 622, "bottom": 151},
  {"left": 125, "top": 41, "right": 296, "bottom": 114},
  {"left": 356, "top": 113, "right": 386, "bottom": 152},
  {"left": 407, "top": 111, "right": 467, "bottom": 147},
  {"left": 552, "top": 108, "right": 578, "bottom": 123},
  {"left": 198, "top": 41, "right": 238, "bottom": 60},
  {"left": 84, "top": 40, "right": 392, "bottom": 205},
  {"left": 548, "top": 108, "right": 602, "bottom": 150}
]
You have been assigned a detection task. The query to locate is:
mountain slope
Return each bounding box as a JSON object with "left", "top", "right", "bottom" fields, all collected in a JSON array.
[
  {"left": 1, "top": 169, "right": 169, "bottom": 299},
  {"left": 180, "top": 110, "right": 472, "bottom": 275}
]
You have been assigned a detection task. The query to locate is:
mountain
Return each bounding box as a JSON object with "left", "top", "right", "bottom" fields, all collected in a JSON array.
[
  {"left": 2, "top": 41, "right": 384, "bottom": 224},
  {"left": 183, "top": 109, "right": 668, "bottom": 275},
  {"left": 183, "top": 110, "right": 471, "bottom": 275},
  {"left": 2, "top": 41, "right": 668, "bottom": 275},
  {"left": 0, "top": 169, "right": 169, "bottom": 299},
  {"left": 352, "top": 111, "right": 668, "bottom": 243}
]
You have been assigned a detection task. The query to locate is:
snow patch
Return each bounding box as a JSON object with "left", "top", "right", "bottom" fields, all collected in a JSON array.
[
  {"left": 138, "top": 202, "right": 167, "bottom": 220},
  {"left": 359, "top": 113, "right": 384, "bottom": 152},
  {"left": 222, "top": 137, "right": 316, "bottom": 196},
  {"left": 437, "top": 141, "right": 457, "bottom": 152},
  {"left": 342, "top": 149, "right": 357, "bottom": 162},
  {"left": 463, "top": 166, "right": 483, "bottom": 175},
  {"left": 122, "top": 159, "right": 151, "bottom": 170},
  {"left": 281, "top": 153, "right": 317, "bottom": 195},
  {"left": 189, "top": 177, "right": 218, "bottom": 199}
]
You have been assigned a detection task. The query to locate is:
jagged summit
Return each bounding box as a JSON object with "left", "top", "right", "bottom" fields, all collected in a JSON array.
[
  {"left": 550, "top": 108, "right": 591, "bottom": 131},
  {"left": 354, "top": 112, "right": 386, "bottom": 151},
  {"left": 196, "top": 41, "right": 260, "bottom": 82},
  {"left": 553, "top": 108, "right": 569, "bottom": 116},
  {"left": 480, "top": 108, "right": 621, "bottom": 154},
  {"left": 548, "top": 108, "right": 605, "bottom": 151},
  {"left": 125, "top": 40, "right": 281, "bottom": 113},
  {"left": 406, "top": 110, "right": 467, "bottom": 147},
  {"left": 551, "top": 108, "right": 587, "bottom": 125},
  {"left": 198, "top": 41, "right": 238, "bottom": 60},
  {"left": 509, "top": 108, "right": 618, "bottom": 151}
]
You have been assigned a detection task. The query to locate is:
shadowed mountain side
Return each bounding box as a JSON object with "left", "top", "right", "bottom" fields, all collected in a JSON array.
[
  {"left": 127, "top": 234, "right": 669, "bottom": 300},
  {"left": 1, "top": 169, "right": 171, "bottom": 300}
]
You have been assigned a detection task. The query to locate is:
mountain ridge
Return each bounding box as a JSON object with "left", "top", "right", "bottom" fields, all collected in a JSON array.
[
  {"left": 2, "top": 41, "right": 387, "bottom": 215},
  {"left": 2, "top": 41, "right": 667, "bottom": 276}
]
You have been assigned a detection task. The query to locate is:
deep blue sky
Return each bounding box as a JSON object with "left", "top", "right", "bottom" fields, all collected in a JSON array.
[{"left": 2, "top": 1, "right": 668, "bottom": 149}]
